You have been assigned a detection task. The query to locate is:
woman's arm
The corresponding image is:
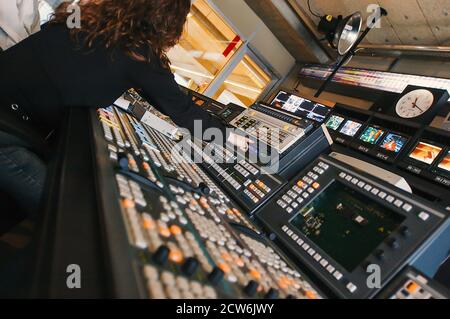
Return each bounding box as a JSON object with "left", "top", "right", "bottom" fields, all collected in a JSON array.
[{"left": 127, "top": 60, "right": 230, "bottom": 142}]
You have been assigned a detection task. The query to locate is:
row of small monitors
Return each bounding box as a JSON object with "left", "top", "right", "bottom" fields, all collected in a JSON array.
[{"left": 325, "top": 114, "right": 449, "bottom": 174}]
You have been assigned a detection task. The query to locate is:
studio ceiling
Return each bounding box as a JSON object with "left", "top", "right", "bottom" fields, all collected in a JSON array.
[{"left": 297, "top": 0, "right": 450, "bottom": 46}]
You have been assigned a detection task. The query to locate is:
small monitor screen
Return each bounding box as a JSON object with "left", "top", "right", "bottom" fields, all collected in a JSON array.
[
  {"left": 290, "top": 181, "right": 405, "bottom": 272},
  {"left": 271, "top": 91, "right": 332, "bottom": 123},
  {"left": 438, "top": 151, "right": 450, "bottom": 172},
  {"left": 325, "top": 115, "right": 345, "bottom": 131},
  {"left": 359, "top": 126, "right": 385, "bottom": 145},
  {"left": 379, "top": 133, "right": 408, "bottom": 153},
  {"left": 339, "top": 120, "right": 362, "bottom": 137},
  {"left": 409, "top": 142, "right": 443, "bottom": 165}
]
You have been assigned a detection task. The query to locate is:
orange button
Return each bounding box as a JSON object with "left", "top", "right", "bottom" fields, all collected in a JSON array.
[
  {"left": 406, "top": 281, "right": 420, "bottom": 294},
  {"left": 169, "top": 250, "right": 184, "bottom": 264},
  {"left": 122, "top": 199, "right": 135, "bottom": 208},
  {"left": 297, "top": 181, "right": 305, "bottom": 188},
  {"left": 159, "top": 226, "right": 171, "bottom": 238},
  {"left": 218, "top": 263, "right": 231, "bottom": 274},
  {"left": 170, "top": 225, "right": 182, "bottom": 236},
  {"left": 305, "top": 290, "right": 316, "bottom": 299},
  {"left": 312, "top": 182, "right": 320, "bottom": 189},
  {"left": 142, "top": 162, "right": 150, "bottom": 170},
  {"left": 249, "top": 268, "right": 261, "bottom": 280}
]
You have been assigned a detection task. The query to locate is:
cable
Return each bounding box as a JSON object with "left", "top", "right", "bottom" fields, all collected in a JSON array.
[{"left": 307, "top": 0, "right": 322, "bottom": 18}]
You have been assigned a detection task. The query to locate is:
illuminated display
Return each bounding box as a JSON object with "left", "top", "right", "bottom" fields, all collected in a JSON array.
[
  {"left": 359, "top": 126, "right": 385, "bottom": 145},
  {"left": 326, "top": 115, "right": 345, "bottom": 131},
  {"left": 438, "top": 151, "right": 450, "bottom": 172},
  {"left": 339, "top": 120, "right": 362, "bottom": 137},
  {"left": 271, "top": 91, "right": 332, "bottom": 123},
  {"left": 300, "top": 65, "right": 450, "bottom": 102},
  {"left": 409, "top": 142, "right": 443, "bottom": 165},
  {"left": 380, "top": 133, "right": 409, "bottom": 153},
  {"left": 290, "top": 181, "right": 405, "bottom": 272}
]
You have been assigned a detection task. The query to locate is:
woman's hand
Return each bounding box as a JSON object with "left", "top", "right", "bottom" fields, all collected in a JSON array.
[{"left": 227, "top": 132, "right": 254, "bottom": 152}]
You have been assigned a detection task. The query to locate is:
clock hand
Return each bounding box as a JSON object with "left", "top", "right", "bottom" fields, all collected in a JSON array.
[{"left": 412, "top": 102, "right": 425, "bottom": 113}]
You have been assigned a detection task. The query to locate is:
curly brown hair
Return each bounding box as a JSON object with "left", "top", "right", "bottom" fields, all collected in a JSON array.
[{"left": 51, "top": 0, "right": 191, "bottom": 68}]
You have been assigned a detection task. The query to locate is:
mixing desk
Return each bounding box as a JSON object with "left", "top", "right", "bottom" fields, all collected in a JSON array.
[
  {"left": 92, "top": 106, "right": 323, "bottom": 299},
  {"left": 32, "top": 98, "right": 448, "bottom": 300}
]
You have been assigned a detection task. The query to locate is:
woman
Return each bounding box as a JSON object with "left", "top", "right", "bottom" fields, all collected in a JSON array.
[{"left": 0, "top": 0, "right": 249, "bottom": 217}]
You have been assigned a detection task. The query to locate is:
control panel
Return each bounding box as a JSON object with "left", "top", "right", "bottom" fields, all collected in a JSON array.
[
  {"left": 256, "top": 155, "right": 447, "bottom": 299},
  {"left": 189, "top": 139, "right": 286, "bottom": 214},
  {"left": 229, "top": 103, "right": 314, "bottom": 155},
  {"left": 379, "top": 267, "right": 449, "bottom": 299},
  {"left": 92, "top": 106, "right": 323, "bottom": 299}
]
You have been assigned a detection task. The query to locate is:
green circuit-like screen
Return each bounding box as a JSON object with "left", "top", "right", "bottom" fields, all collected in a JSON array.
[{"left": 290, "top": 180, "right": 405, "bottom": 272}]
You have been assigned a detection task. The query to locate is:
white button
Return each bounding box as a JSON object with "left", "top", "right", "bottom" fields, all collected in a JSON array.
[
  {"left": 419, "top": 212, "right": 430, "bottom": 221},
  {"left": 333, "top": 271, "right": 343, "bottom": 281},
  {"left": 308, "top": 248, "right": 316, "bottom": 256},
  {"left": 364, "top": 185, "right": 372, "bottom": 192},
  {"left": 394, "top": 199, "right": 403, "bottom": 207},
  {"left": 378, "top": 192, "right": 387, "bottom": 199},
  {"left": 296, "top": 238, "right": 304, "bottom": 246},
  {"left": 371, "top": 188, "right": 379, "bottom": 196},
  {"left": 320, "top": 259, "right": 329, "bottom": 267},
  {"left": 357, "top": 181, "right": 365, "bottom": 188},
  {"left": 339, "top": 172, "right": 347, "bottom": 179},
  {"left": 346, "top": 283, "right": 357, "bottom": 293},
  {"left": 326, "top": 265, "right": 335, "bottom": 273},
  {"left": 403, "top": 204, "right": 413, "bottom": 212},
  {"left": 314, "top": 254, "right": 322, "bottom": 261},
  {"left": 302, "top": 243, "right": 310, "bottom": 250}
]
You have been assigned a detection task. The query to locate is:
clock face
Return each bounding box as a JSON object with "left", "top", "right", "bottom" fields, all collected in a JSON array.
[{"left": 395, "top": 89, "right": 434, "bottom": 119}]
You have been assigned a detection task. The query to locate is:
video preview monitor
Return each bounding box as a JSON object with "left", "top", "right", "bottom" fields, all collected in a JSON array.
[
  {"left": 270, "top": 91, "right": 333, "bottom": 123},
  {"left": 409, "top": 142, "right": 443, "bottom": 165}
]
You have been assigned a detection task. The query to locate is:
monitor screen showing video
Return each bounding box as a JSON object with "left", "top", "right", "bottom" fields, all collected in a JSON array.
[
  {"left": 290, "top": 181, "right": 405, "bottom": 272},
  {"left": 326, "top": 115, "right": 345, "bottom": 131},
  {"left": 339, "top": 120, "right": 362, "bottom": 137},
  {"left": 409, "top": 142, "right": 443, "bottom": 165},
  {"left": 379, "top": 133, "right": 409, "bottom": 153},
  {"left": 270, "top": 91, "right": 332, "bottom": 123},
  {"left": 438, "top": 151, "right": 450, "bottom": 172},
  {"left": 359, "top": 126, "right": 385, "bottom": 145}
]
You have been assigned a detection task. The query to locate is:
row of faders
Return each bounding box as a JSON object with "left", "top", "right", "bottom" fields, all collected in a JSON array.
[{"left": 95, "top": 107, "right": 322, "bottom": 299}]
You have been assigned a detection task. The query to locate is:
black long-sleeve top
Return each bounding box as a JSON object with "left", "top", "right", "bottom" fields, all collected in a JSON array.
[{"left": 0, "top": 23, "right": 227, "bottom": 141}]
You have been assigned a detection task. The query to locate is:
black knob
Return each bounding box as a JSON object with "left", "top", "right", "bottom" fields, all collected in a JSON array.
[
  {"left": 400, "top": 226, "right": 411, "bottom": 237},
  {"left": 375, "top": 249, "right": 385, "bottom": 261},
  {"left": 153, "top": 246, "right": 170, "bottom": 265},
  {"left": 387, "top": 238, "right": 400, "bottom": 249},
  {"left": 198, "top": 182, "right": 210, "bottom": 196},
  {"left": 286, "top": 294, "right": 296, "bottom": 299},
  {"left": 265, "top": 288, "right": 279, "bottom": 299},
  {"left": 244, "top": 280, "right": 259, "bottom": 297},
  {"left": 117, "top": 153, "right": 129, "bottom": 170},
  {"left": 208, "top": 267, "right": 225, "bottom": 285},
  {"left": 182, "top": 257, "right": 199, "bottom": 277}
]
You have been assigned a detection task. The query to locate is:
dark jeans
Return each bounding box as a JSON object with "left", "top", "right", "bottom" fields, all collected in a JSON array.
[{"left": 0, "top": 135, "right": 47, "bottom": 217}]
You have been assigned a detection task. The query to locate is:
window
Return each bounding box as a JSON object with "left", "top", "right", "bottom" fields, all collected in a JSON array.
[
  {"left": 168, "top": 0, "right": 243, "bottom": 92},
  {"left": 169, "top": 0, "right": 277, "bottom": 106},
  {"left": 212, "top": 53, "right": 273, "bottom": 107}
]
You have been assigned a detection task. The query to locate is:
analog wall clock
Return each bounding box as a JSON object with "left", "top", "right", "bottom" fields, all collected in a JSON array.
[
  {"left": 395, "top": 89, "right": 434, "bottom": 119},
  {"left": 389, "top": 85, "right": 449, "bottom": 125}
]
